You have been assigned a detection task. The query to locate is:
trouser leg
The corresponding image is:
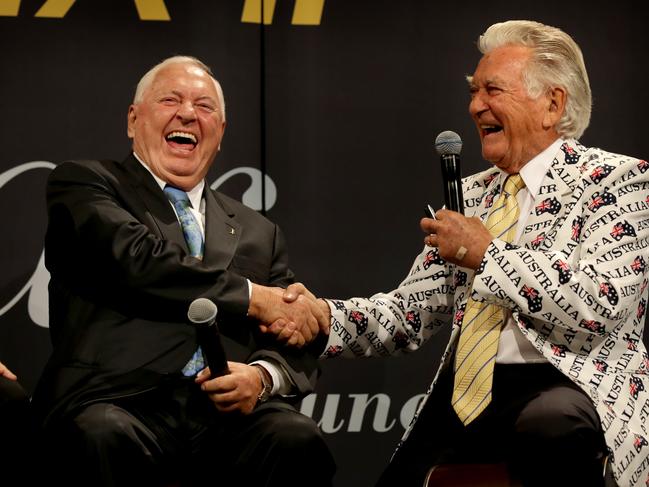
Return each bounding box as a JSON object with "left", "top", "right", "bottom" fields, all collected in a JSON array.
[
  {"left": 55, "top": 402, "right": 175, "bottom": 487},
  {"left": 201, "top": 403, "right": 336, "bottom": 487},
  {"left": 507, "top": 381, "right": 607, "bottom": 486}
]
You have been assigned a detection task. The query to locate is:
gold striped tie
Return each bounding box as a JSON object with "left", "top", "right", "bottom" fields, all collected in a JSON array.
[{"left": 452, "top": 174, "right": 525, "bottom": 425}]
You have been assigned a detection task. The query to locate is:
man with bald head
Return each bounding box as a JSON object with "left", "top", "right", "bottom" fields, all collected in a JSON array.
[{"left": 32, "top": 56, "right": 334, "bottom": 487}]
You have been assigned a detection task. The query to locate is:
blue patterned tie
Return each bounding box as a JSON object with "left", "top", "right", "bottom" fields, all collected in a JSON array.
[
  {"left": 163, "top": 185, "right": 205, "bottom": 259},
  {"left": 163, "top": 185, "right": 206, "bottom": 376}
]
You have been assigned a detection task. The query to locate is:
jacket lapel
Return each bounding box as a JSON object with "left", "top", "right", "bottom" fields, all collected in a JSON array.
[
  {"left": 520, "top": 140, "right": 583, "bottom": 250},
  {"left": 202, "top": 186, "right": 241, "bottom": 268},
  {"left": 122, "top": 154, "right": 190, "bottom": 254}
]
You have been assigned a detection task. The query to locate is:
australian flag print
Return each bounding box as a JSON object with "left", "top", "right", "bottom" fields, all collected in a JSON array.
[
  {"left": 535, "top": 197, "right": 561, "bottom": 216},
  {"left": 483, "top": 173, "right": 498, "bottom": 187},
  {"left": 530, "top": 232, "right": 546, "bottom": 250},
  {"left": 589, "top": 164, "right": 615, "bottom": 184},
  {"left": 561, "top": 142, "right": 581, "bottom": 164},
  {"left": 484, "top": 185, "right": 500, "bottom": 209},
  {"left": 393, "top": 331, "right": 409, "bottom": 350},
  {"left": 631, "top": 256, "right": 646, "bottom": 275},
  {"left": 638, "top": 299, "right": 647, "bottom": 321},
  {"left": 324, "top": 345, "right": 343, "bottom": 358},
  {"left": 630, "top": 376, "right": 645, "bottom": 400},
  {"left": 519, "top": 285, "right": 543, "bottom": 313},
  {"left": 634, "top": 435, "right": 648, "bottom": 453},
  {"left": 423, "top": 249, "right": 445, "bottom": 270},
  {"left": 593, "top": 359, "right": 608, "bottom": 373},
  {"left": 571, "top": 217, "right": 584, "bottom": 242},
  {"left": 588, "top": 190, "right": 617, "bottom": 212},
  {"left": 454, "top": 270, "right": 467, "bottom": 288},
  {"left": 349, "top": 310, "right": 368, "bottom": 335},
  {"left": 405, "top": 311, "right": 422, "bottom": 333},
  {"left": 551, "top": 343, "right": 568, "bottom": 357},
  {"left": 552, "top": 259, "right": 572, "bottom": 284},
  {"left": 598, "top": 282, "right": 619, "bottom": 306},
  {"left": 610, "top": 220, "right": 636, "bottom": 241},
  {"left": 579, "top": 319, "right": 605, "bottom": 335}
]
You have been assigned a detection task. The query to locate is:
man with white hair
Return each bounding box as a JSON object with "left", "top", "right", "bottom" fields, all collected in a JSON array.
[
  {"left": 279, "top": 20, "right": 649, "bottom": 486},
  {"left": 32, "top": 55, "right": 334, "bottom": 487}
]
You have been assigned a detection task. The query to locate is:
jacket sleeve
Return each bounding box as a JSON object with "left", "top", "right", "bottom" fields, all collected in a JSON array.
[{"left": 321, "top": 246, "right": 456, "bottom": 358}]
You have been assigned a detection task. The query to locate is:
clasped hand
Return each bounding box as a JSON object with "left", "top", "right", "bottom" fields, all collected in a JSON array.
[{"left": 249, "top": 283, "right": 330, "bottom": 347}]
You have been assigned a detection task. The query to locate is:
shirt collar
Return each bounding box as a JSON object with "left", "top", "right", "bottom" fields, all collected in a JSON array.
[
  {"left": 516, "top": 138, "right": 564, "bottom": 198},
  {"left": 133, "top": 151, "right": 205, "bottom": 210}
]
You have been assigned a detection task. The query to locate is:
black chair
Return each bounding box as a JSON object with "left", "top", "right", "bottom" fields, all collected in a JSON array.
[
  {"left": 424, "top": 455, "right": 617, "bottom": 487},
  {"left": 424, "top": 463, "right": 520, "bottom": 487}
]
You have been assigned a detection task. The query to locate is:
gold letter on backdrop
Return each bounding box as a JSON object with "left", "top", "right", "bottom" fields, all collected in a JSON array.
[
  {"left": 0, "top": 0, "right": 20, "bottom": 16},
  {"left": 241, "top": 0, "right": 276, "bottom": 25},
  {"left": 32, "top": 0, "right": 169, "bottom": 20},
  {"left": 34, "top": 0, "right": 75, "bottom": 17},
  {"left": 133, "top": 0, "right": 170, "bottom": 21},
  {"left": 292, "top": 0, "right": 324, "bottom": 25},
  {"left": 241, "top": 0, "right": 324, "bottom": 25}
]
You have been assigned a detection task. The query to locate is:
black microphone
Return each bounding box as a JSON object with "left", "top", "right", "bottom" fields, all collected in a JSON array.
[
  {"left": 435, "top": 130, "right": 464, "bottom": 214},
  {"left": 188, "top": 298, "right": 230, "bottom": 378}
]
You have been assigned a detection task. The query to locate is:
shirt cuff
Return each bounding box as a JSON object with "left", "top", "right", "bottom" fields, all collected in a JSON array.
[{"left": 249, "top": 359, "right": 292, "bottom": 396}]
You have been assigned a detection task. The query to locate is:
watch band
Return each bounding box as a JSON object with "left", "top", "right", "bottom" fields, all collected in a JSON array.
[{"left": 254, "top": 365, "right": 272, "bottom": 404}]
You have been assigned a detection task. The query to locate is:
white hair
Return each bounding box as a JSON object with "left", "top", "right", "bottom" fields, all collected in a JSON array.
[
  {"left": 133, "top": 55, "right": 226, "bottom": 121},
  {"left": 477, "top": 20, "right": 591, "bottom": 139}
]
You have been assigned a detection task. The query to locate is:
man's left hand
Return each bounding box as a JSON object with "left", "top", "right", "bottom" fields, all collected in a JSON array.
[{"left": 421, "top": 209, "right": 492, "bottom": 269}]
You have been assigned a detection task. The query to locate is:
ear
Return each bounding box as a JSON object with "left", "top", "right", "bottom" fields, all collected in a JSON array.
[
  {"left": 127, "top": 105, "right": 137, "bottom": 139},
  {"left": 217, "top": 120, "right": 227, "bottom": 152},
  {"left": 543, "top": 86, "right": 567, "bottom": 129}
]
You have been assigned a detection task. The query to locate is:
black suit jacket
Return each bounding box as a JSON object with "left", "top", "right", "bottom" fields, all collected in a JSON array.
[{"left": 32, "top": 154, "right": 318, "bottom": 427}]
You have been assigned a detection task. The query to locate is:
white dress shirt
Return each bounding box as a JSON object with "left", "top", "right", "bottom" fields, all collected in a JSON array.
[{"left": 495, "top": 138, "right": 564, "bottom": 364}]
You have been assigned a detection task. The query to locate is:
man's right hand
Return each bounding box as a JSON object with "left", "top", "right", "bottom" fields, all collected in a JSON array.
[
  {"left": 248, "top": 283, "right": 329, "bottom": 347},
  {"left": 263, "top": 283, "right": 332, "bottom": 344}
]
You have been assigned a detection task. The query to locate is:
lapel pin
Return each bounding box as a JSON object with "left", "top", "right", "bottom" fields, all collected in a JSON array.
[{"left": 229, "top": 228, "right": 235, "bottom": 235}]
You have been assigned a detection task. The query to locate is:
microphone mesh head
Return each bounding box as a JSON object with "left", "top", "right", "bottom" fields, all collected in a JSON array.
[
  {"left": 435, "top": 130, "right": 463, "bottom": 156},
  {"left": 188, "top": 298, "right": 218, "bottom": 324}
]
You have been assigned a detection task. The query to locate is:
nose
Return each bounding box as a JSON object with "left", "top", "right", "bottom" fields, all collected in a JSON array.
[
  {"left": 176, "top": 101, "right": 197, "bottom": 122},
  {"left": 469, "top": 90, "right": 488, "bottom": 117}
]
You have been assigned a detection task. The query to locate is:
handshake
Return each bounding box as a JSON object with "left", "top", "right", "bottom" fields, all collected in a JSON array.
[{"left": 248, "top": 283, "right": 331, "bottom": 347}]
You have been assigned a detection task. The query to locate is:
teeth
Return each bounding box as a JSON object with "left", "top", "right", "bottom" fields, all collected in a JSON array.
[{"left": 166, "top": 131, "right": 197, "bottom": 143}]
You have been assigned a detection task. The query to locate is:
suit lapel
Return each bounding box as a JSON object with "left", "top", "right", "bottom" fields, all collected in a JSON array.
[
  {"left": 203, "top": 186, "right": 241, "bottom": 268},
  {"left": 520, "top": 140, "right": 582, "bottom": 249},
  {"left": 122, "top": 154, "right": 190, "bottom": 254}
]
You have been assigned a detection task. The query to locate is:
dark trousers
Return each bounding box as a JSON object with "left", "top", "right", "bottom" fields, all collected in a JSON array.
[
  {"left": 377, "top": 363, "right": 608, "bottom": 487},
  {"left": 45, "top": 377, "right": 335, "bottom": 487},
  {"left": 0, "top": 376, "right": 35, "bottom": 485}
]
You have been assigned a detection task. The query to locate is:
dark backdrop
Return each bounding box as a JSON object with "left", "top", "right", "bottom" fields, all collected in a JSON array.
[{"left": 1, "top": 1, "right": 647, "bottom": 485}]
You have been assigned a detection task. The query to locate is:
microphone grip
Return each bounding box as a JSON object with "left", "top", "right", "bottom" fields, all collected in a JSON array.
[
  {"left": 440, "top": 154, "right": 464, "bottom": 214},
  {"left": 196, "top": 324, "right": 230, "bottom": 379}
]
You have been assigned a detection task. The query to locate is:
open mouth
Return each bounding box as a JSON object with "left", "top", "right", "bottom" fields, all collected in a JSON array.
[
  {"left": 165, "top": 131, "right": 198, "bottom": 151},
  {"left": 481, "top": 124, "right": 503, "bottom": 137}
]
